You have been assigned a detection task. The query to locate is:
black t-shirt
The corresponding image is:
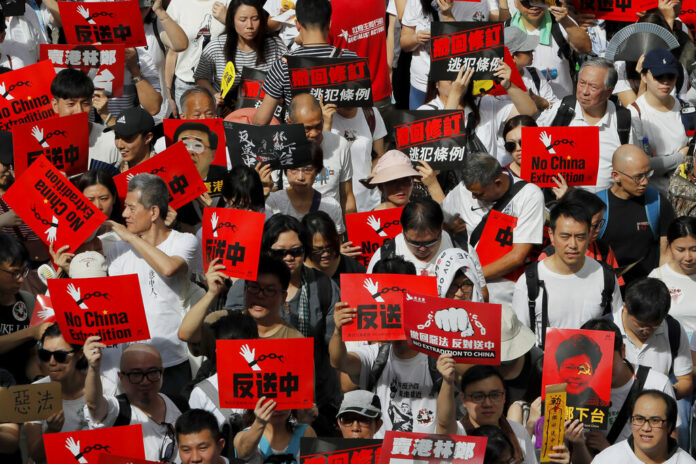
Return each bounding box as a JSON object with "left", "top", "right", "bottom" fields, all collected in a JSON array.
[
  {"left": 331, "top": 255, "right": 367, "bottom": 287},
  {"left": 603, "top": 189, "right": 675, "bottom": 285},
  {"left": 0, "top": 293, "right": 34, "bottom": 384},
  {"left": 178, "top": 165, "right": 229, "bottom": 226},
  {"left": 504, "top": 346, "right": 544, "bottom": 404}
]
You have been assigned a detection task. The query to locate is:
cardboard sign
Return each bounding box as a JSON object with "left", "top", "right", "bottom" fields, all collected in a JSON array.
[
  {"left": 40, "top": 44, "right": 126, "bottom": 97},
  {"left": 1, "top": 0, "right": 26, "bottom": 17},
  {"left": 300, "top": 438, "right": 382, "bottom": 464},
  {"left": 44, "top": 425, "right": 146, "bottom": 464},
  {"left": 113, "top": 142, "right": 208, "bottom": 210},
  {"left": 430, "top": 22, "right": 504, "bottom": 81},
  {"left": 29, "top": 294, "right": 55, "bottom": 327},
  {"left": 13, "top": 112, "right": 90, "bottom": 178},
  {"left": 0, "top": 382, "right": 62, "bottom": 423},
  {"left": 379, "top": 431, "right": 487, "bottom": 464},
  {"left": 521, "top": 126, "right": 600, "bottom": 187},
  {"left": 472, "top": 47, "right": 527, "bottom": 96},
  {"left": 340, "top": 274, "right": 438, "bottom": 342},
  {"left": 541, "top": 328, "right": 614, "bottom": 430},
  {"left": 571, "top": 0, "right": 655, "bottom": 21},
  {"left": 100, "top": 455, "right": 160, "bottom": 464},
  {"left": 163, "top": 118, "right": 227, "bottom": 167},
  {"left": 345, "top": 208, "right": 403, "bottom": 268},
  {"left": 3, "top": 156, "right": 107, "bottom": 251},
  {"left": 221, "top": 61, "right": 236, "bottom": 98},
  {"left": 392, "top": 110, "right": 467, "bottom": 170},
  {"left": 48, "top": 275, "right": 151, "bottom": 345},
  {"left": 236, "top": 67, "right": 286, "bottom": 121},
  {"left": 287, "top": 56, "right": 373, "bottom": 107},
  {"left": 58, "top": 1, "right": 147, "bottom": 47},
  {"left": 541, "top": 384, "right": 566, "bottom": 463},
  {"left": 0, "top": 60, "right": 57, "bottom": 131},
  {"left": 224, "top": 121, "right": 312, "bottom": 169},
  {"left": 403, "top": 293, "right": 502, "bottom": 364},
  {"left": 216, "top": 338, "right": 314, "bottom": 410},
  {"left": 202, "top": 208, "right": 265, "bottom": 280}
]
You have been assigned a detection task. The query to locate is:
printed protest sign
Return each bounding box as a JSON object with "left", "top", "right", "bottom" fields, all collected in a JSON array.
[
  {"left": 3, "top": 156, "right": 107, "bottom": 251},
  {"left": 40, "top": 44, "right": 126, "bottom": 97},
  {"left": 113, "top": 142, "right": 208, "bottom": 210},
  {"left": 430, "top": 22, "right": 504, "bottom": 81},
  {"left": 1, "top": 0, "right": 26, "bottom": 16},
  {"left": 300, "top": 438, "right": 382, "bottom": 464},
  {"left": 542, "top": 328, "right": 614, "bottom": 430},
  {"left": 48, "top": 275, "right": 150, "bottom": 345},
  {"left": 541, "top": 384, "right": 566, "bottom": 463},
  {"left": 44, "top": 425, "right": 145, "bottom": 464},
  {"left": 0, "top": 382, "right": 62, "bottom": 423},
  {"left": 30, "top": 295, "right": 55, "bottom": 327},
  {"left": 287, "top": 56, "right": 373, "bottom": 107},
  {"left": 340, "top": 274, "right": 437, "bottom": 342},
  {"left": 224, "top": 121, "right": 312, "bottom": 169},
  {"left": 13, "top": 112, "right": 90, "bottom": 178},
  {"left": 391, "top": 110, "right": 467, "bottom": 170},
  {"left": 474, "top": 210, "right": 521, "bottom": 280},
  {"left": 202, "top": 208, "right": 265, "bottom": 280},
  {"left": 521, "top": 126, "right": 600, "bottom": 187},
  {"left": 345, "top": 208, "right": 403, "bottom": 268},
  {"left": 100, "top": 455, "right": 160, "bottom": 464},
  {"left": 216, "top": 338, "right": 314, "bottom": 410},
  {"left": 58, "top": 1, "right": 147, "bottom": 47},
  {"left": 403, "top": 293, "right": 501, "bottom": 364},
  {"left": 472, "top": 47, "right": 526, "bottom": 96},
  {"left": 163, "top": 118, "right": 227, "bottom": 168},
  {"left": 681, "top": 2, "right": 696, "bottom": 35},
  {"left": 0, "top": 60, "right": 57, "bottom": 131},
  {"left": 236, "top": 68, "right": 286, "bottom": 120},
  {"left": 571, "top": 0, "right": 655, "bottom": 21},
  {"left": 379, "top": 431, "right": 487, "bottom": 464}
]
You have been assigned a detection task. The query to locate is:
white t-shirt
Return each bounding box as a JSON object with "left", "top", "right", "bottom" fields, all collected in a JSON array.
[
  {"left": 189, "top": 374, "right": 245, "bottom": 428},
  {"left": 1, "top": 5, "right": 47, "bottom": 70},
  {"left": 88, "top": 123, "right": 120, "bottom": 171},
  {"left": 264, "top": 0, "right": 299, "bottom": 48},
  {"left": 265, "top": 189, "right": 345, "bottom": 234},
  {"left": 106, "top": 230, "right": 199, "bottom": 367},
  {"left": 313, "top": 131, "right": 353, "bottom": 207},
  {"left": 455, "top": 420, "right": 537, "bottom": 464},
  {"left": 649, "top": 263, "right": 696, "bottom": 341},
  {"left": 352, "top": 344, "right": 437, "bottom": 438},
  {"left": 31, "top": 376, "right": 89, "bottom": 433},
  {"left": 526, "top": 21, "right": 574, "bottom": 98},
  {"left": 512, "top": 257, "right": 623, "bottom": 346},
  {"left": 594, "top": 439, "right": 696, "bottom": 464},
  {"left": 401, "top": 0, "right": 434, "bottom": 92}
]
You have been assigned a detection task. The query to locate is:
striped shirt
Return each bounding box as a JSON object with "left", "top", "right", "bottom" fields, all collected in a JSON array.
[{"left": 193, "top": 35, "right": 287, "bottom": 92}]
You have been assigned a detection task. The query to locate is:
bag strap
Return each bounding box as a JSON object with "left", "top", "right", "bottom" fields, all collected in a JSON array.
[
  {"left": 630, "top": 102, "right": 642, "bottom": 119},
  {"left": 596, "top": 189, "right": 609, "bottom": 239},
  {"left": 644, "top": 187, "right": 660, "bottom": 240},
  {"left": 380, "top": 238, "right": 397, "bottom": 261},
  {"left": 665, "top": 315, "right": 680, "bottom": 376},
  {"left": 606, "top": 364, "right": 650, "bottom": 444},
  {"left": 616, "top": 105, "right": 632, "bottom": 146},
  {"left": 469, "top": 175, "right": 527, "bottom": 247},
  {"left": 599, "top": 263, "right": 615, "bottom": 315},
  {"left": 366, "top": 344, "right": 391, "bottom": 391},
  {"left": 309, "top": 190, "right": 322, "bottom": 213},
  {"left": 362, "top": 107, "right": 376, "bottom": 137},
  {"left": 550, "top": 95, "right": 577, "bottom": 127},
  {"left": 197, "top": 378, "right": 238, "bottom": 418},
  {"left": 152, "top": 19, "right": 167, "bottom": 55},
  {"left": 114, "top": 393, "right": 132, "bottom": 426},
  {"left": 550, "top": 20, "right": 572, "bottom": 63},
  {"left": 525, "top": 261, "right": 547, "bottom": 348},
  {"left": 526, "top": 67, "right": 541, "bottom": 94}
]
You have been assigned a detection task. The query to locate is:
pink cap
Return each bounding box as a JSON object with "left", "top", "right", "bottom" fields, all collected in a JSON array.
[{"left": 368, "top": 150, "right": 421, "bottom": 185}]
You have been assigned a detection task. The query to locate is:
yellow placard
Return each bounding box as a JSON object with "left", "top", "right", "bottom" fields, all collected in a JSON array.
[
  {"left": 281, "top": 0, "right": 295, "bottom": 9},
  {"left": 221, "top": 61, "right": 237, "bottom": 99},
  {"left": 472, "top": 79, "right": 494, "bottom": 96},
  {"left": 0, "top": 382, "right": 62, "bottom": 423},
  {"left": 541, "top": 383, "right": 566, "bottom": 463}
]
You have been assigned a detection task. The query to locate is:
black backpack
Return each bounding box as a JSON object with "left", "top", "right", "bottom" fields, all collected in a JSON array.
[
  {"left": 366, "top": 344, "right": 442, "bottom": 396},
  {"left": 550, "top": 95, "right": 632, "bottom": 146}
]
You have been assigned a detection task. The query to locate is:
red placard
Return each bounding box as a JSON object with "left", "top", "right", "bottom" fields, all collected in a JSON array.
[
  {"left": 163, "top": 118, "right": 227, "bottom": 167},
  {"left": 681, "top": 2, "right": 696, "bottom": 35},
  {"left": 571, "top": 0, "right": 655, "bottom": 21},
  {"left": 340, "top": 274, "right": 438, "bottom": 341},
  {"left": 29, "top": 294, "right": 55, "bottom": 327},
  {"left": 113, "top": 142, "right": 208, "bottom": 210},
  {"left": 216, "top": 338, "right": 314, "bottom": 410},
  {"left": 3, "top": 156, "right": 107, "bottom": 251},
  {"left": 13, "top": 112, "right": 90, "bottom": 178},
  {"left": 40, "top": 44, "right": 126, "bottom": 97},
  {"left": 0, "top": 60, "right": 56, "bottom": 131},
  {"left": 47, "top": 275, "right": 151, "bottom": 345},
  {"left": 475, "top": 210, "right": 523, "bottom": 282},
  {"left": 101, "top": 455, "right": 160, "bottom": 464},
  {"left": 520, "top": 126, "right": 600, "bottom": 187},
  {"left": 473, "top": 47, "right": 527, "bottom": 96},
  {"left": 43, "top": 425, "right": 146, "bottom": 464},
  {"left": 202, "top": 207, "right": 265, "bottom": 280},
  {"left": 402, "top": 293, "right": 501, "bottom": 364},
  {"left": 58, "top": 1, "right": 147, "bottom": 47},
  {"left": 345, "top": 208, "right": 403, "bottom": 268},
  {"left": 379, "top": 431, "right": 487, "bottom": 464}
]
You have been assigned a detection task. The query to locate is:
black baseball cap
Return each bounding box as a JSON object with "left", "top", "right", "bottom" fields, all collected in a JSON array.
[{"left": 109, "top": 106, "right": 155, "bottom": 137}]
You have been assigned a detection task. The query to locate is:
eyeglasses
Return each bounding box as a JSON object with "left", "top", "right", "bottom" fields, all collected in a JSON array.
[
  {"left": 404, "top": 235, "right": 441, "bottom": 249},
  {"left": 310, "top": 246, "right": 337, "bottom": 259},
  {"left": 181, "top": 136, "right": 210, "bottom": 155},
  {"left": 268, "top": 246, "right": 305, "bottom": 259},
  {"left": 246, "top": 282, "right": 283, "bottom": 297},
  {"left": 38, "top": 348, "right": 78, "bottom": 363},
  {"left": 287, "top": 166, "right": 316, "bottom": 174},
  {"left": 159, "top": 422, "right": 176, "bottom": 462},
  {"left": 591, "top": 218, "right": 606, "bottom": 231},
  {"left": 338, "top": 414, "right": 374, "bottom": 426},
  {"left": 631, "top": 415, "right": 667, "bottom": 429},
  {"left": 504, "top": 140, "right": 522, "bottom": 153},
  {"left": 447, "top": 279, "right": 474, "bottom": 296},
  {"left": 0, "top": 267, "right": 29, "bottom": 281},
  {"left": 466, "top": 390, "right": 505, "bottom": 403},
  {"left": 120, "top": 368, "right": 163, "bottom": 384},
  {"left": 616, "top": 169, "right": 654, "bottom": 184}
]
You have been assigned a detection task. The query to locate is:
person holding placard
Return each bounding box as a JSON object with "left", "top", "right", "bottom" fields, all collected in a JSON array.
[
  {"left": 364, "top": 150, "right": 432, "bottom": 210},
  {"left": 335, "top": 390, "right": 383, "bottom": 440},
  {"left": 113, "top": 107, "right": 157, "bottom": 172}
]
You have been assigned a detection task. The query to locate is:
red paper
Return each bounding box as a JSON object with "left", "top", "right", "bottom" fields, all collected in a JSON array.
[
  {"left": 0, "top": 60, "right": 56, "bottom": 131},
  {"left": 29, "top": 295, "right": 55, "bottom": 327},
  {"left": 571, "top": 0, "right": 656, "bottom": 21},
  {"left": 13, "top": 112, "right": 90, "bottom": 178},
  {"left": 48, "top": 275, "right": 151, "bottom": 345},
  {"left": 40, "top": 44, "right": 126, "bottom": 97},
  {"left": 202, "top": 207, "right": 265, "bottom": 280},
  {"left": 340, "top": 274, "right": 438, "bottom": 341},
  {"left": 475, "top": 210, "right": 523, "bottom": 281},
  {"left": 345, "top": 208, "right": 403, "bottom": 268},
  {"left": 43, "top": 425, "right": 145, "bottom": 464},
  {"left": 113, "top": 142, "right": 208, "bottom": 210},
  {"left": 379, "top": 431, "right": 487, "bottom": 464},
  {"left": 3, "top": 155, "right": 107, "bottom": 251},
  {"left": 216, "top": 338, "right": 314, "bottom": 410},
  {"left": 403, "top": 293, "right": 501, "bottom": 364},
  {"left": 163, "top": 118, "right": 227, "bottom": 167},
  {"left": 474, "top": 47, "right": 527, "bottom": 96},
  {"left": 100, "top": 455, "right": 160, "bottom": 464},
  {"left": 58, "top": 1, "right": 147, "bottom": 47},
  {"left": 681, "top": 1, "right": 696, "bottom": 35},
  {"left": 520, "top": 126, "right": 600, "bottom": 187}
]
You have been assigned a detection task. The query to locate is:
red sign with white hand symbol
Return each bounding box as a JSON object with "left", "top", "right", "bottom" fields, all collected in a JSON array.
[
  {"left": 58, "top": 1, "right": 147, "bottom": 47},
  {"left": 0, "top": 60, "right": 56, "bottom": 132},
  {"left": 43, "top": 425, "right": 145, "bottom": 464},
  {"left": 345, "top": 208, "right": 403, "bottom": 268}
]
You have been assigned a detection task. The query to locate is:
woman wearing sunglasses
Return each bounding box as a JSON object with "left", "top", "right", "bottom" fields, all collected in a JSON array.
[{"left": 25, "top": 323, "right": 88, "bottom": 463}]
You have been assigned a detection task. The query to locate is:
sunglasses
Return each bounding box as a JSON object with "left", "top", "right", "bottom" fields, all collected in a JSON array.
[
  {"left": 38, "top": 348, "right": 78, "bottom": 363},
  {"left": 159, "top": 422, "right": 176, "bottom": 462},
  {"left": 504, "top": 140, "right": 522, "bottom": 153},
  {"left": 268, "top": 246, "right": 305, "bottom": 259},
  {"left": 404, "top": 235, "right": 441, "bottom": 249}
]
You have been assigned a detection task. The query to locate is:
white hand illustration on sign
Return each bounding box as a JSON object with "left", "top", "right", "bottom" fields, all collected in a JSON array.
[
  {"left": 93, "top": 69, "right": 114, "bottom": 94},
  {"left": 540, "top": 131, "right": 555, "bottom": 154},
  {"left": 44, "top": 216, "right": 58, "bottom": 244},
  {"left": 38, "top": 306, "right": 55, "bottom": 321},
  {"left": 363, "top": 277, "right": 385, "bottom": 302},
  {"left": 0, "top": 83, "right": 14, "bottom": 100},
  {"left": 240, "top": 344, "right": 261, "bottom": 371},
  {"left": 31, "top": 126, "right": 49, "bottom": 148},
  {"left": 76, "top": 5, "right": 97, "bottom": 24},
  {"left": 434, "top": 307, "right": 475, "bottom": 337},
  {"left": 65, "top": 437, "right": 88, "bottom": 463},
  {"left": 211, "top": 212, "right": 219, "bottom": 237},
  {"left": 366, "top": 215, "right": 388, "bottom": 237},
  {"left": 67, "top": 283, "right": 88, "bottom": 309}
]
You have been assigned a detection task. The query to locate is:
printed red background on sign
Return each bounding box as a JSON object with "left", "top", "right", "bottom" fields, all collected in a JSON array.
[
  {"left": 682, "top": 0, "right": 696, "bottom": 34},
  {"left": 113, "top": 142, "right": 208, "bottom": 210},
  {"left": 288, "top": 58, "right": 371, "bottom": 89},
  {"left": 431, "top": 23, "right": 503, "bottom": 61},
  {"left": 379, "top": 431, "right": 487, "bottom": 464},
  {"left": 163, "top": 118, "right": 227, "bottom": 167},
  {"left": 0, "top": 60, "right": 56, "bottom": 132},
  {"left": 48, "top": 275, "right": 150, "bottom": 345},
  {"left": 571, "top": 0, "right": 656, "bottom": 21},
  {"left": 30, "top": 295, "right": 55, "bottom": 327},
  {"left": 43, "top": 424, "right": 145, "bottom": 464},
  {"left": 13, "top": 112, "right": 90, "bottom": 178},
  {"left": 520, "top": 126, "right": 600, "bottom": 187},
  {"left": 346, "top": 208, "right": 403, "bottom": 268},
  {"left": 475, "top": 210, "right": 521, "bottom": 281},
  {"left": 402, "top": 293, "right": 501, "bottom": 364},
  {"left": 202, "top": 207, "right": 265, "bottom": 280},
  {"left": 394, "top": 112, "right": 466, "bottom": 150},
  {"left": 216, "top": 338, "right": 314, "bottom": 410},
  {"left": 340, "top": 274, "right": 437, "bottom": 341},
  {"left": 100, "top": 455, "right": 160, "bottom": 464},
  {"left": 59, "top": 1, "right": 147, "bottom": 47}
]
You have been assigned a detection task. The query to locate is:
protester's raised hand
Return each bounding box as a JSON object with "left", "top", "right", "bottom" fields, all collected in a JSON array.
[
  {"left": 253, "top": 397, "right": 276, "bottom": 426},
  {"left": 205, "top": 258, "right": 228, "bottom": 296},
  {"left": 547, "top": 445, "right": 570, "bottom": 464},
  {"left": 45, "top": 410, "right": 65, "bottom": 433},
  {"left": 340, "top": 241, "right": 362, "bottom": 258},
  {"left": 333, "top": 302, "right": 356, "bottom": 331},
  {"left": 83, "top": 336, "right": 106, "bottom": 369},
  {"left": 436, "top": 353, "right": 456, "bottom": 384},
  {"left": 49, "top": 244, "right": 74, "bottom": 276}
]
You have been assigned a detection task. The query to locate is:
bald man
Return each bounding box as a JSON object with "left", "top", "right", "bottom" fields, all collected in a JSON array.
[
  {"left": 595, "top": 144, "right": 675, "bottom": 284},
  {"left": 83, "top": 336, "right": 182, "bottom": 462}
]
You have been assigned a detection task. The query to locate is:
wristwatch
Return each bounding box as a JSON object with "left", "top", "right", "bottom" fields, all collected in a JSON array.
[{"left": 132, "top": 75, "right": 145, "bottom": 84}]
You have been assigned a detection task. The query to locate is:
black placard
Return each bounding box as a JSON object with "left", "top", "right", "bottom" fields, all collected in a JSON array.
[
  {"left": 430, "top": 22, "right": 504, "bottom": 81},
  {"left": 236, "top": 67, "right": 286, "bottom": 121},
  {"left": 223, "top": 121, "right": 312, "bottom": 169}
]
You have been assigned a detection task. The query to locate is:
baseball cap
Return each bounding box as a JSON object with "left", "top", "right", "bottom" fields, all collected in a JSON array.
[
  {"left": 500, "top": 304, "right": 536, "bottom": 362},
  {"left": 367, "top": 150, "right": 421, "bottom": 185},
  {"left": 642, "top": 48, "right": 681, "bottom": 77},
  {"left": 110, "top": 106, "right": 155, "bottom": 137},
  {"left": 504, "top": 26, "right": 539, "bottom": 54},
  {"left": 69, "top": 251, "right": 108, "bottom": 278},
  {"left": 337, "top": 390, "right": 382, "bottom": 419}
]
